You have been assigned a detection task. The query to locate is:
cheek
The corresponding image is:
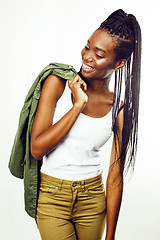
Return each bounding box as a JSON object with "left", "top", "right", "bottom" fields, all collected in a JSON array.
[
  {"left": 96, "top": 59, "right": 114, "bottom": 70},
  {"left": 81, "top": 48, "right": 85, "bottom": 58},
  {"left": 96, "top": 59, "right": 112, "bottom": 70}
]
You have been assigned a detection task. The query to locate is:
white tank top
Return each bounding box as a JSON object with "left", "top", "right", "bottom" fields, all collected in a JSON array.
[{"left": 41, "top": 82, "right": 112, "bottom": 180}]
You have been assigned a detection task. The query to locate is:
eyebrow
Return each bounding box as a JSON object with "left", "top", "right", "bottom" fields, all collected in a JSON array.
[
  {"left": 87, "top": 40, "right": 107, "bottom": 55},
  {"left": 96, "top": 47, "right": 107, "bottom": 54}
]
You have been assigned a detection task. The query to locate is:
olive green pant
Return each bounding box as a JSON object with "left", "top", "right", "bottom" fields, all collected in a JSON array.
[{"left": 36, "top": 172, "right": 106, "bottom": 240}]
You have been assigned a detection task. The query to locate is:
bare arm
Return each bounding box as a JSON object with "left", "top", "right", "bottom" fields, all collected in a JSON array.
[
  {"left": 105, "top": 108, "right": 124, "bottom": 240},
  {"left": 31, "top": 74, "right": 88, "bottom": 160}
]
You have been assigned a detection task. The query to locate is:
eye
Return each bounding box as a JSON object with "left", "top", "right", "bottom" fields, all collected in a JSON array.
[
  {"left": 85, "top": 45, "right": 89, "bottom": 50},
  {"left": 96, "top": 54, "right": 104, "bottom": 59}
]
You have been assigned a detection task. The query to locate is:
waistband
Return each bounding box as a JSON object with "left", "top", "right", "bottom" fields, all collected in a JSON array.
[{"left": 40, "top": 171, "right": 103, "bottom": 188}]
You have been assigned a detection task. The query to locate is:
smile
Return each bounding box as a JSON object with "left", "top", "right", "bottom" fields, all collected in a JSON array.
[{"left": 82, "top": 62, "right": 95, "bottom": 72}]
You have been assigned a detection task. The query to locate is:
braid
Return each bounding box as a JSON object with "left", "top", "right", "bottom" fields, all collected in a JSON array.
[{"left": 99, "top": 9, "right": 142, "bottom": 174}]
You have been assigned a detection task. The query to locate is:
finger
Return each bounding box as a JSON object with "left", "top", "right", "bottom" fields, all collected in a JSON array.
[
  {"left": 83, "top": 82, "right": 87, "bottom": 91},
  {"left": 78, "top": 80, "right": 87, "bottom": 91},
  {"left": 68, "top": 78, "right": 81, "bottom": 90},
  {"left": 68, "top": 76, "right": 87, "bottom": 91},
  {"left": 72, "top": 74, "right": 82, "bottom": 84},
  {"left": 68, "top": 77, "right": 78, "bottom": 87},
  {"left": 67, "top": 79, "right": 72, "bottom": 88},
  {"left": 73, "top": 79, "right": 86, "bottom": 89}
]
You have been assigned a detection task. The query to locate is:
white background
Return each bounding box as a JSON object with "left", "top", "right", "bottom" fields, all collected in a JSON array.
[{"left": 0, "top": 0, "right": 160, "bottom": 239}]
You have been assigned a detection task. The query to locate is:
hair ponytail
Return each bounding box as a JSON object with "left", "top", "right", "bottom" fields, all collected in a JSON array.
[{"left": 99, "top": 9, "right": 142, "bottom": 174}]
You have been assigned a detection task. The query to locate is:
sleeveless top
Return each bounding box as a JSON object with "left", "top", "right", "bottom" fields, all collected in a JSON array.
[{"left": 41, "top": 82, "right": 112, "bottom": 180}]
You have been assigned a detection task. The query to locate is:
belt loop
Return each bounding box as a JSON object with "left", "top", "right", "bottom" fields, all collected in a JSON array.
[
  {"left": 59, "top": 179, "right": 63, "bottom": 190},
  {"left": 81, "top": 180, "right": 85, "bottom": 190}
]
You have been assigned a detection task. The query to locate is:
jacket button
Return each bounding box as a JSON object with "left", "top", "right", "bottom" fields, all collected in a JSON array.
[{"left": 72, "top": 182, "right": 77, "bottom": 187}]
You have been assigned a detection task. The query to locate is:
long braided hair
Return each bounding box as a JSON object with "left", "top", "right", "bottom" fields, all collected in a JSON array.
[{"left": 99, "top": 9, "right": 141, "bottom": 174}]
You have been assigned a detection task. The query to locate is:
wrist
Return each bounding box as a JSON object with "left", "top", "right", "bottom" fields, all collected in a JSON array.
[{"left": 73, "top": 101, "right": 86, "bottom": 112}]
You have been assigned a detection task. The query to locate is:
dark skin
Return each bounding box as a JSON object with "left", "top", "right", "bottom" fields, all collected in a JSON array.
[{"left": 31, "top": 29, "right": 126, "bottom": 240}]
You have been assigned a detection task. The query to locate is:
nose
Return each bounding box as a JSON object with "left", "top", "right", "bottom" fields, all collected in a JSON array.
[
  {"left": 84, "top": 55, "right": 92, "bottom": 62},
  {"left": 83, "top": 50, "right": 94, "bottom": 62}
]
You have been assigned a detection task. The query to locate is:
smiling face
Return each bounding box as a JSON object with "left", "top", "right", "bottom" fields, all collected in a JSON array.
[{"left": 81, "top": 29, "right": 118, "bottom": 80}]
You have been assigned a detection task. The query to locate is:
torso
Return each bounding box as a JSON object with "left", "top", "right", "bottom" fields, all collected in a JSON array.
[{"left": 41, "top": 81, "right": 113, "bottom": 181}]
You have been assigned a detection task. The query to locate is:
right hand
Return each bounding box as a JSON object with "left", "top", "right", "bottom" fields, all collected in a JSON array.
[{"left": 68, "top": 74, "right": 88, "bottom": 110}]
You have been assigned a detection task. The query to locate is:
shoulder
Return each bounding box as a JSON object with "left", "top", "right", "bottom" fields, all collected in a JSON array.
[{"left": 41, "top": 74, "right": 66, "bottom": 101}]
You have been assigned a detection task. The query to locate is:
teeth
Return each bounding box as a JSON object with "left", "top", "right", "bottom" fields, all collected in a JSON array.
[{"left": 83, "top": 63, "right": 93, "bottom": 69}]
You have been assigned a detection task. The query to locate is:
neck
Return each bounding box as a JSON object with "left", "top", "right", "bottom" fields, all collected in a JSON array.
[{"left": 85, "top": 76, "right": 112, "bottom": 95}]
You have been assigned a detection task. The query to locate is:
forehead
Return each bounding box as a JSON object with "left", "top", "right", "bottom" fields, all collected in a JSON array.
[{"left": 88, "top": 29, "right": 115, "bottom": 54}]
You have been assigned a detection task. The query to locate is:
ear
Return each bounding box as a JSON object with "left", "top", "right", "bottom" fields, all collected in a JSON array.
[{"left": 115, "top": 59, "right": 127, "bottom": 70}]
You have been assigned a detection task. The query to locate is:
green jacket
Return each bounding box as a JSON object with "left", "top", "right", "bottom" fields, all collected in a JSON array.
[{"left": 8, "top": 62, "right": 77, "bottom": 218}]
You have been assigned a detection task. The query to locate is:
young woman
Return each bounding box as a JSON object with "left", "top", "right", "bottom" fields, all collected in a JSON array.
[{"left": 30, "top": 9, "right": 141, "bottom": 240}]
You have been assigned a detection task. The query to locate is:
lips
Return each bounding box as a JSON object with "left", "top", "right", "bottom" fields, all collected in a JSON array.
[{"left": 82, "top": 62, "right": 95, "bottom": 72}]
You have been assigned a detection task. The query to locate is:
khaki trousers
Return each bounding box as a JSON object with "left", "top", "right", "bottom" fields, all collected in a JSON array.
[{"left": 36, "top": 172, "right": 106, "bottom": 240}]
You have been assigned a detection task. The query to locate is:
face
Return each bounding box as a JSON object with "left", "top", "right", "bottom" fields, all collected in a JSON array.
[{"left": 81, "top": 29, "right": 117, "bottom": 80}]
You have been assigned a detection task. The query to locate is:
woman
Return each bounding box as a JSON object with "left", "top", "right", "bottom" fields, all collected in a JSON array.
[{"left": 30, "top": 9, "right": 141, "bottom": 240}]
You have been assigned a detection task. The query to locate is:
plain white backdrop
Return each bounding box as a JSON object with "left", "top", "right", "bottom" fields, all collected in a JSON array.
[{"left": 0, "top": 0, "right": 160, "bottom": 239}]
